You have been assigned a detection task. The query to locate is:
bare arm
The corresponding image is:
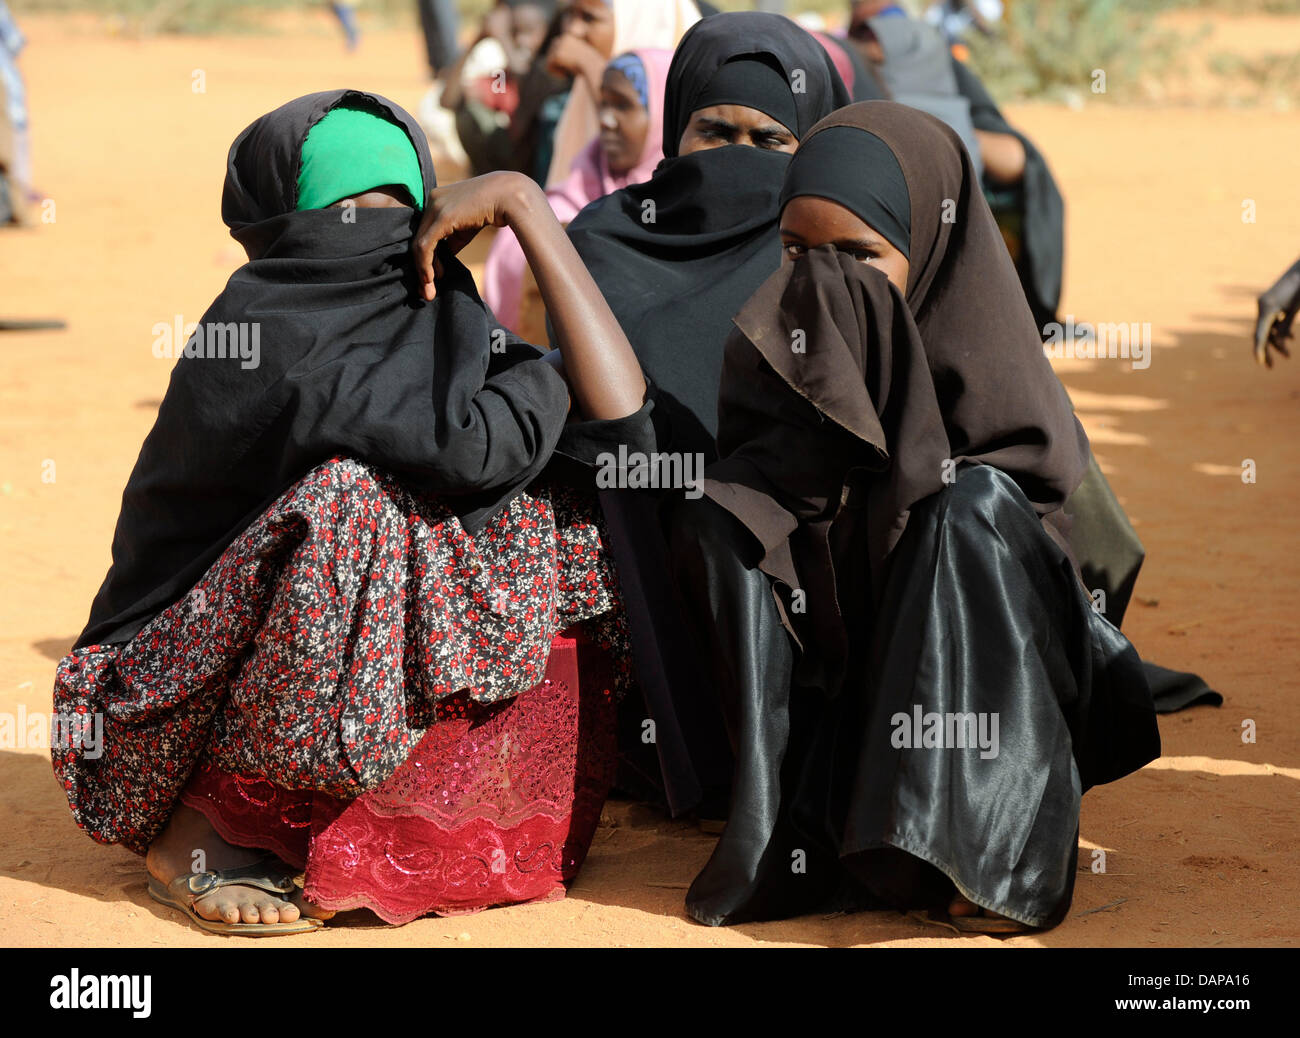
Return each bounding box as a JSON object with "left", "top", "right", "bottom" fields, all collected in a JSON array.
[
  {"left": 974, "top": 128, "right": 1026, "bottom": 186},
  {"left": 413, "top": 171, "right": 646, "bottom": 421}
]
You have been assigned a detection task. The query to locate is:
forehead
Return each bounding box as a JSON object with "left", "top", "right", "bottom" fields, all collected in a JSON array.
[
  {"left": 512, "top": 5, "right": 548, "bottom": 28},
  {"left": 690, "top": 103, "right": 791, "bottom": 133},
  {"left": 571, "top": 0, "right": 613, "bottom": 19},
  {"left": 780, "top": 195, "right": 874, "bottom": 238},
  {"left": 602, "top": 66, "right": 640, "bottom": 93}
]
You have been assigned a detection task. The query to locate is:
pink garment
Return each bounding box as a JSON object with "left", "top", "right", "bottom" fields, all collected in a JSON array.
[
  {"left": 484, "top": 47, "right": 673, "bottom": 336},
  {"left": 812, "top": 30, "right": 856, "bottom": 97}
]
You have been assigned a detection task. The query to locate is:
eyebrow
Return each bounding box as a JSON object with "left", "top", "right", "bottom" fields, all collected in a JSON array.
[
  {"left": 694, "top": 116, "right": 737, "bottom": 134},
  {"left": 750, "top": 123, "right": 793, "bottom": 139},
  {"left": 830, "top": 236, "right": 880, "bottom": 250}
]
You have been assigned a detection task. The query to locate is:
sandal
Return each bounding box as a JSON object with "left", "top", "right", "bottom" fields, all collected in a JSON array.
[
  {"left": 947, "top": 911, "right": 1032, "bottom": 935},
  {"left": 148, "top": 858, "right": 325, "bottom": 937},
  {"left": 909, "top": 906, "right": 1034, "bottom": 936}
]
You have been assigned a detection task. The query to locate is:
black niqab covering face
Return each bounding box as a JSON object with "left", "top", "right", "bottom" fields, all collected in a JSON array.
[
  {"left": 565, "top": 12, "right": 850, "bottom": 456},
  {"left": 78, "top": 90, "right": 570, "bottom": 648}
]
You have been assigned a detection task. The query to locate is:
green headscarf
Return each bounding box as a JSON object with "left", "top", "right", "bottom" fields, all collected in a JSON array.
[{"left": 296, "top": 104, "right": 425, "bottom": 211}]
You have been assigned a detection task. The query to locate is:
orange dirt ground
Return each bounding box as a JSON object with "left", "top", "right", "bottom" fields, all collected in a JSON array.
[{"left": 1, "top": 13, "right": 1297, "bottom": 947}]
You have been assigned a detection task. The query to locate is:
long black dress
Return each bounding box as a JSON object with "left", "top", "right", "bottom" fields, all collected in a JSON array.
[
  {"left": 676, "top": 104, "right": 1160, "bottom": 928},
  {"left": 562, "top": 12, "right": 851, "bottom": 816}
]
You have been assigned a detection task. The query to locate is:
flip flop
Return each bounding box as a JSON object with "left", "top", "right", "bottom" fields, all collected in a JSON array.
[{"left": 148, "top": 858, "right": 325, "bottom": 937}]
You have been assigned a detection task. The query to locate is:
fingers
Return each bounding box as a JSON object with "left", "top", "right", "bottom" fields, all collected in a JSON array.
[
  {"left": 1254, "top": 317, "right": 1272, "bottom": 365},
  {"left": 413, "top": 208, "right": 442, "bottom": 301}
]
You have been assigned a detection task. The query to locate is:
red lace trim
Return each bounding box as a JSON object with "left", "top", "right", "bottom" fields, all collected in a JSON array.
[{"left": 180, "top": 632, "right": 616, "bottom": 924}]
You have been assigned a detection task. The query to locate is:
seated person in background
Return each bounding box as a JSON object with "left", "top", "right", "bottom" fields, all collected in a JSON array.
[
  {"left": 440, "top": 0, "right": 560, "bottom": 176},
  {"left": 543, "top": 0, "right": 701, "bottom": 188},
  {"left": 845, "top": 0, "right": 1052, "bottom": 327},
  {"left": 484, "top": 47, "right": 672, "bottom": 341}
]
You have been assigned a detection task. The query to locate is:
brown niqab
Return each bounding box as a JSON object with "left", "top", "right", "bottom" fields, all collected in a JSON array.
[{"left": 703, "top": 101, "right": 1091, "bottom": 685}]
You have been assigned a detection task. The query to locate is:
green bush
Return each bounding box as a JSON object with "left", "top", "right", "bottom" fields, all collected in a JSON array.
[{"left": 965, "top": 0, "right": 1190, "bottom": 102}]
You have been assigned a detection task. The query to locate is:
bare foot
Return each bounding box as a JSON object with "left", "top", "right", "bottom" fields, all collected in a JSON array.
[
  {"left": 947, "top": 891, "right": 1027, "bottom": 930},
  {"left": 146, "top": 804, "right": 335, "bottom": 925}
]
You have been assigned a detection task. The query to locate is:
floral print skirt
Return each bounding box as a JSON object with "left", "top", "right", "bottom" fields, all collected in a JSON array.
[{"left": 52, "top": 457, "right": 632, "bottom": 922}]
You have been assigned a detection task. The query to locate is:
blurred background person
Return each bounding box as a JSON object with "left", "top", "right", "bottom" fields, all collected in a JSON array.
[
  {"left": 328, "top": 1, "right": 361, "bottom": 50},
  {"left": 543, "top": 0, "right": 701, "bottom": 188},
  {"left": 417, "top": 0, "right": 461, "bottom": 75},
  {"left": 484, "top": 48, "right": 672, "bottom": 341},
  {"left": 438, "top": 0, "right": 558, "bottom": 176},
  {"left": 844, "top": 0, "right": 1058, "bottom": 330},
  {"left": 0, "top": 0, "right": 30, "bottom": 226},
  {"left": 924, "top": 0, "right": 1002, "bottom": 50}
]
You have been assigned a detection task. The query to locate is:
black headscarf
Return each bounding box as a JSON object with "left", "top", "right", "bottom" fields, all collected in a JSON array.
[
  {"left": 706, "top": 102, "right": 1090, "bottom": 677},
  {"left": 78, "top": 89, "right": 571, "bottom": 648},
  {"left": 564, "top": 11, "right": 851, "bottom": 458}
]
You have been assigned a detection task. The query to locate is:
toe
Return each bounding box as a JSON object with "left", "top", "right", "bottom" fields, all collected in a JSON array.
[
  {"left": 292, "top": 891, "right": 335, "bottom": 920},
  {"left": 276, "top": 900, "right": 301, "bottom": 923},
  {"left": 239, "top": 901, "right": 261, "bottom": 924},
  {"left": 255, "top": 900, "right": 281, "bottom": 924},
  {"left": 204, "top": 898, "right": 241, "bottom": 924}
]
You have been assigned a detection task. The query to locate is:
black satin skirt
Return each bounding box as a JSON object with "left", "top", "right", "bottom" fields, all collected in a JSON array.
[
  {"left": 599, "top": 487, "right": 734, "bottom": 817},
  {"left": 670, "top": 464, "right": 1161, "bottom": 928},
  {"left": 1065, "top": 453, "right": 1222, "bottom": 713}
]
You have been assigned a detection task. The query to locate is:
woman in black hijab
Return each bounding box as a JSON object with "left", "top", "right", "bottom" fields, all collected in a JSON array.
[
  {"left": 671, "top": 102, "right": 1160, "bottom": 931},
  {"left": 566, "top": 11, "right": 851, "bottom": 458},
  {"left": 536, "top": 12, "right": 852, "bottom": 820},
  {"left": 55, "top": 89, "right": 652, "bottom": 935}
]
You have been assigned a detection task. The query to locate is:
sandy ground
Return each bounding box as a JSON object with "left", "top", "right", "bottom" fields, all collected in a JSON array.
[{"left": 1, "top": 14, "right": 1297, "bottom": 948}]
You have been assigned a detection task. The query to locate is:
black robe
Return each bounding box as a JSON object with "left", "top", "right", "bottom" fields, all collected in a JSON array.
[
  {"left": 78, "top": 89, "right": 636, "bottom": 649},
  {"left": 559, "top": 14, "right": 852, "bottom": 815}
]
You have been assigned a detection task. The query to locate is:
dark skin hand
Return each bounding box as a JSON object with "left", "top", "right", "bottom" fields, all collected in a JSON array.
[
  {"left": 973, "top": 128, "right": 1026, "bottom": 186},
  {"left": 546, "top": 0, "right": 615, "bottom": 98},
  {"left": 677, "top": 105, "right": 798, "bottom": 156},
  {"left": 411, "top": 170, "right": 646, "bottom": 421},
  {"left": 1255, "top": 257, "right": 1300, "bottom": 367}
]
